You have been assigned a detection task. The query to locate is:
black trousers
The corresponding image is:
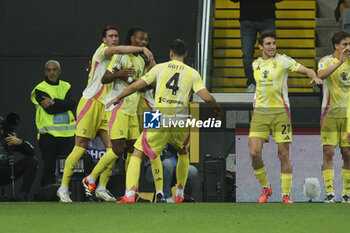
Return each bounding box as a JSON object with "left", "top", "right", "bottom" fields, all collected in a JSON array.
[
  {"left": 0, "top": 157, "right": 38, "bottom": 193},
  {"left": 38, "top": 133, "right": 74, "bottom": 187}
]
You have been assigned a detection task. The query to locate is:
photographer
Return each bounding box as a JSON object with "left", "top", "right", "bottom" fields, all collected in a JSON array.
[{"left": 0, "top": 114, "right": 38, "bottom": 201}]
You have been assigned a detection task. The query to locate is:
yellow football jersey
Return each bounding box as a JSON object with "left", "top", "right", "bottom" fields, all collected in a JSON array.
[
  {"left": 82, "top": 43, "right": 112, "bottom": 105},
  {"left": 141, "top": 60, "right": 205, "bottom": 116},
  {"left": 318, "top": 55, "right": 350, "bottom": 118},
  {"left": 252, "top": 53, "right": 301, "bottom": 114},
  {"left": 105, "top": 53, "right": 146, "bottom": 115}
]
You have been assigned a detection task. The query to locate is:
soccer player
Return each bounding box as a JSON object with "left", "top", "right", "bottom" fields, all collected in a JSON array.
[
  {"left": 57, "top": 25, "right": 153, "bottom": 202},
  {"left": 107, "top": 39, "right": 222, "bottom": 203},
  {"left": 249, "top": 31, "right": 322, "bottom": 203},
  {"left": 318, "top": 31, "right": 350, "bottom": 203},
  {"left": 81, "top": 27, "right": 157, "bottom": 199}
]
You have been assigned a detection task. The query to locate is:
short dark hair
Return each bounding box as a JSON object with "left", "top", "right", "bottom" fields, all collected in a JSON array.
[
  {"left": 125, "top": 26, "right": 147, "bottom": 45},
  {"left": 258, "top": 31, "right": 277, "bottom": 45},
  {"left": 102, "top": 25, "right": 119, "bottom": 38},
  {"left": 331, "top": 30, "right": 350, "bottom": 49},
  {"left": 170, "top": 39, "right": 187, "bottom": 56}
]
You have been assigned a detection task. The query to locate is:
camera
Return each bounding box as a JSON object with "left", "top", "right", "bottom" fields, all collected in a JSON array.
[{"left": 0, "top": 112, "right": 20, "bottom": 149}]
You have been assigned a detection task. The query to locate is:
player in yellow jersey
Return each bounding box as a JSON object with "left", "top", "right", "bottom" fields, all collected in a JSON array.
[
  {"left": 81, "top": 27, "right": 157, "bottom": 200},
  {"left": 318, "top": 31, "right": 350, "bottom": 203},
  {"left": 106, "top": 39, "right": 222, "bottom": 203},
  {"left": 57, "top": 25, "right": 153, "bottom": 202},
  {"left": 249, "top": 31, "right": 323, "bottom": 203}
]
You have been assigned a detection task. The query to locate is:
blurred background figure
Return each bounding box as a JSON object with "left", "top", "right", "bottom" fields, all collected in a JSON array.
[
  {"left": 0, "top": 113, "right": 38, "bottom": 201},
  {"left": 230, "top": 0, "right": 282, "bottom": 93}
]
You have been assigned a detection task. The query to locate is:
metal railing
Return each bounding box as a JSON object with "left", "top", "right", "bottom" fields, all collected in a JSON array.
[{"left": 196, "top": 0, "right": 214, "bottom": 88}]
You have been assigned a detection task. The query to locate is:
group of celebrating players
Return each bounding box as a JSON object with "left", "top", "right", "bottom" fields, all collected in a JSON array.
[
  {"left": 56, "top": 25, "right": 221, "bottom": 203},
  {"left": 56, "top": 24, "right": 350, "bottom": 204}
]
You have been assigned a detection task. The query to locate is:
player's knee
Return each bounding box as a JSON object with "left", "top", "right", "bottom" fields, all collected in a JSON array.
[
  {"left": 323, "top": 148, "right": 334, "bottom": 161},
  {"left": 177, "top": 147, "right": 187, "bottom": 155},
  {"left": 75, "top": 136, "right": 89, "bottom": 148},
  {"left": 250, "top": 149, "right": 262, "bottom": 159},
  {"left": 111, "top": 145, "right": 124, "bottom": 156},
  {"left": 277, "top": 150, "right": 289, "bottom": 162}
]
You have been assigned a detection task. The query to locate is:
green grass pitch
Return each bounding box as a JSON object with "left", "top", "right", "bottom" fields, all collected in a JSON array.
[{"left": 0, "top": 202, "right": 349, "bottom": 233}]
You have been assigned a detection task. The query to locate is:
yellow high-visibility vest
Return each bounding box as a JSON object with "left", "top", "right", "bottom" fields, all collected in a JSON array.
[{"left": 31, "top": 80, "right": 75, "bottom": 139}]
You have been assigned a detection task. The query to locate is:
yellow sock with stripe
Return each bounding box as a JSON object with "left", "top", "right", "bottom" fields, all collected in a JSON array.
[
  {"left": 342, "top": 169, "right": 350, "bottom": 195},
  {"left": 61, "top": 146, "right": 86, "bottom": 187},
  {"left": 125, "top": 156, "right": 142, "bottom": 193},
  {"left": 90, "top": 149, "right": 119, "bottom": 180},
  {"left": 150, "top": 156, "right": 163, "bottom": 194},
  {"left": 125, "top": 152, "right": 132, "bottom": 172},
  {"left": 99, "top": 148, "right": 118, "bottom": 187},
  {"left": 322, "top": 169, "right": 334, "bottom": 194},
  {"left": 281, "top": 173, "right": 292, "bottom": 196},
  {"left": 176, "top": 153, "right": 189, "bottom": 196},
  {"left": 253, "top": 166, "right": 269, "bottom": 188}
]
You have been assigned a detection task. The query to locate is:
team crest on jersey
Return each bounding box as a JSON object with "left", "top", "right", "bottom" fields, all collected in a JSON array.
[
  {"left": 341, "top": 72, "right": 347, "bottom": 81},
  {"left": 262, "top": 70, "right": 269, "bottom": 79}
]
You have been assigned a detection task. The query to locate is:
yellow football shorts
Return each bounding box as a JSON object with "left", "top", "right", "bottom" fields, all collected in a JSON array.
[
  {"left": 134, "top": 127, "right": 190, "bottom": 159},
  {"left": 321, "top": 115, "right": 350, "bottom": 147},
  {"left": 107, "top": 108, "right": 140, "bottom": 140},
  {"left": 75, "top": 97, "right": 108, "bottom": 138},
  {"left": 249, "top": 112, "right": 292, "bottom": 143}
]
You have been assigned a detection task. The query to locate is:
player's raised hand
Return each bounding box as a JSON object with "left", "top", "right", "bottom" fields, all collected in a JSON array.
[
  {"left": 143, "top": 48, "right": 154, "bottom": 64},
  {"left": 339, "top": 48, "right": 350, "bottom": 63},
  {"left": 106, "top": 97, "right": 120, "bottom": 109}
]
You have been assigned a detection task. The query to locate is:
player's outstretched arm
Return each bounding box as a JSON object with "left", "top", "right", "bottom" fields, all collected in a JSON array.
[
  {"left": 196, "top": 88, "right": 223, "bottom": 120},
  {"left": 297, "top": 65, "right": 323, "bottom": 85},
  {"left": 101, "top": 69, "right": 135, "bottom": 84},
  {"left": 106, "top": 79, "right": 148, "bottom": 108},
  {"left": 105, "top": 46, "right": 154, "bottom": 62}
]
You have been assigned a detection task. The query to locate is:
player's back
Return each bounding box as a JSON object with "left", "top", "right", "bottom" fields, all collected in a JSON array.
[{"left": 145, "top": 60, "right": 204, "bottom": 116}]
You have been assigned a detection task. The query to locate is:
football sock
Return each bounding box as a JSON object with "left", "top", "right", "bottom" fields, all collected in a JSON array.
[
  {"left": 253, "top": 166, "right": 269, "bottom": 188},
  {"left": 176, "top": 152, "right": 189, "bottom": 193},
  {"left": 281, "top": 173, "right": 292, "bottom": 196},
  {"left": 99, "top": 148, "right": 117, "bottom": 187},
  {"left": 90, "top": 149, "right": 119, "bottom": 180},
  {"left": 125, "top": 156, "right": 142, "bottom": 193},
  {"left": 342, "top": 169, "right": 350, "bottom": 195},
  {"left": 150, "top": 156, "right": 163, "bottom": 195},
  {"left": 61, "top": 146, "right": 86, "bottom": 187},
  {"left": 125, "top": 152, "right": 132, "bottom": 172},
  {"left": 322, "top": 169, "right": 334, "bottom": 194}
]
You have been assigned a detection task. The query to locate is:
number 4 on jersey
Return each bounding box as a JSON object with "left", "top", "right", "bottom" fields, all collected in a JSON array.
[{"left": 166, "top": 73, "right": 180, "bottom": 95}]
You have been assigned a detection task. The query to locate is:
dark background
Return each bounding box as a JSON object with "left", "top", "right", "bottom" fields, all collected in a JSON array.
[{"left": 0, "top": 0, "right": 200, "bottom": 198}]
